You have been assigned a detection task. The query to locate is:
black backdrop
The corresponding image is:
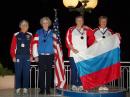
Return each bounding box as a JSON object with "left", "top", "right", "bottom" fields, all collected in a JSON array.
[{"left": 0, "top": 0, "right": 130, "bottom": 70}]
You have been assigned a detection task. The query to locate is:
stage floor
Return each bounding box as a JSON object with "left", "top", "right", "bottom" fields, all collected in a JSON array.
[
  {"left": 0, "top": 89, "right": 129, "bottom": 97},
  {"left": 0, "top": 89, "right": 64, "bottom": 97}
]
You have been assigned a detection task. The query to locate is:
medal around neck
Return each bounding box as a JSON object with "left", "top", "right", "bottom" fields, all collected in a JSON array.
[
  {"left": 44, "top": 40, "right": 46, "bottom": 42},
  {"left": 81, "top": 36, "right": 84, "bottom": 39},
  {"left": 76, "top": 29, "right": 84, "bottom": 40},
  {"left": 21, "top": 43, "right": 25, "bottom": 47},
  {"left": 102, "top": 36, "right": 105, "bottom": 38}
]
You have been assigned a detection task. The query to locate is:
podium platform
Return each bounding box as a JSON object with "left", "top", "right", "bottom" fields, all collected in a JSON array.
[
  {"left": 57, "top": 88, "right": 126, "bottom": 97},
  {"left": 0, "top": 88, "right": 128, "bottom": 97}
]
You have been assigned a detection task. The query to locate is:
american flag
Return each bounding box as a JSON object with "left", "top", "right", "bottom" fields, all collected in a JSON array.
[{"left": 53, "top": 9, "right": 66, "bottom": 88}]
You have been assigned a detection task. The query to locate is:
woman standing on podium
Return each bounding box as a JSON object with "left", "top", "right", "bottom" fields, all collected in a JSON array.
[
  {"left": 10, "top": 20, "right": 33, "bottom": 95},
  {"left": 33, "top": 17, "right": 54, "bottom": 95},
  {"left": 93, "top": 16, "right": 121, "bottom": 91},
  {"left": 65, "top": 15, "right": 95, "bottom": 91}
]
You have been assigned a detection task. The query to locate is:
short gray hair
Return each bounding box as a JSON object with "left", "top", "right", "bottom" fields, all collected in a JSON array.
[{"left": 40, "top": 17, "right": 52, "bottom": 26}]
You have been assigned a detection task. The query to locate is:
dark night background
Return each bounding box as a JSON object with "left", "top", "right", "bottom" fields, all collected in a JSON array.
[{"left": 0, "top": 0, "right": 130, "bottom": 70}]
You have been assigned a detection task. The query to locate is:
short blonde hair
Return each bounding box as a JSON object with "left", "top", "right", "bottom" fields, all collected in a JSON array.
[
  {"left": 40, "top": 17, "right": 52, "bottom": 27},
  {"left": 19, "top": 20, "right": 29, "bottom": 27}
]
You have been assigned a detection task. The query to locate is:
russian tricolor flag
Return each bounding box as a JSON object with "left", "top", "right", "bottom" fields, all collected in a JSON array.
[{"left": 73, "top": 34, "right": 121, "bottom": 90}]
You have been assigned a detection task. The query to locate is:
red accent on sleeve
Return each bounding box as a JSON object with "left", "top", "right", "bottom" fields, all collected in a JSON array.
[
  {"left": 32, "top": 33, "right": 39, "bottom": 57},
  {"left": 65, "top": 27, "right": 74, "bottom": 57},
  {"left": 10, "top": 35, "right": 17, "bottom": 59},
  {"left": 33, "top": 34, "right": 39, "bottom": 44},
  {"left": 65, "top": 28, "right": 72, "bottom": 49}
]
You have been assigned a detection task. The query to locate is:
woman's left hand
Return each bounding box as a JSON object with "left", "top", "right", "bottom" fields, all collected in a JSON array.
[
  {"left": 30, "top": 57, "right": 33, "bottom": 62},
  {"left": 116, "top": 33, "right": 121, "bottom": 40}
]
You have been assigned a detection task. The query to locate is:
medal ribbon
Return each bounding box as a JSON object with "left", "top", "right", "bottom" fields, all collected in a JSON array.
[
  {"left": 76, "top": 28, "right": 84, "bottom": 35},
  {"left": 98, "top": 28, "right": 108, "bottom": 36},
  {"left": 42, "top": 29, "right": 51, "bottom": 42}
]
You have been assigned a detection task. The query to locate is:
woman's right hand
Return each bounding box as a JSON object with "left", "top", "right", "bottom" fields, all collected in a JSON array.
[
  {"left": 35, "top": 57, "right": 39, "bottom": 62},
  {"left": 13, "top": 57, "right": 16, "bottom": 63},
  {"left": 72, "top": 48, "right": 79, "bottom": 54},
  {"left": 69, "top": 44, "right": 79, "bottom": 54}
]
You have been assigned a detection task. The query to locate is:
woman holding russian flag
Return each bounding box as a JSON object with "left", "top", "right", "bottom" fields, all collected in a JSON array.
[
  {"left": 94, "top": 16, "right": 121, "bottom": 42},
  {"left": 94, "top": 16, "right": 121, "bottom": 91},
  {"left": 66, "top": 15, "right": 95, "bottom": 91}
]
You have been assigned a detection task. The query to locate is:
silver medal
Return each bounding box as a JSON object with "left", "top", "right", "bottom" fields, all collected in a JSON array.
[{"left": 21, "top": 43, "right": 25, "bottom": 47}]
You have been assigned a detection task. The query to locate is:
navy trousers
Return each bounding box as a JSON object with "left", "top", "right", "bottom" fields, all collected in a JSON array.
[
  {"left": 69, "top": 57, "right": 82, "bottom": 86},
  {"left": 38, "top": 54, "right": 54, "bottom": 93},
  {"left": 15, "top": 55, "right": 30, "bottom": 89}
]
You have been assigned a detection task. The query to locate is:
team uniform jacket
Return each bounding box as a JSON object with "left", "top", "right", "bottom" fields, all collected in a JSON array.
[
  {"left": 66, "top": 26, "right": 95, "bottom": 57},
  {"left": 10, "top": 32, "right": 33, "bottom": 59},
  {"left": 32, "top": 29, "right": 54, "bottom": 58},
  {"left": 93, "top": 27, "right": 114, "bottom": 42}
]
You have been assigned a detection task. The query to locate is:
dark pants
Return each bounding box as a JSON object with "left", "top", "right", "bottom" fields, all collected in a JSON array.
[
  {"left": 69, "top": 57, "right": 82, "bottom": 86},
  {"left": 15, "top": 55, "right": 30, "bottom": 89},
  {"left": 39, "top": 54, "right": 54, "bottom": 93}
]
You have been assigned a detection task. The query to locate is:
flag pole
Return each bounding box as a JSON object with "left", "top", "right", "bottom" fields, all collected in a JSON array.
[
  {"left": 53, "top": 8, "right": 57, "bottom": 96},
  {"left": 54, "top": 8, "right": 57, "bottom": 18},
  {"left": 53, "top": 8, "right": 65, "bottom": 96}
]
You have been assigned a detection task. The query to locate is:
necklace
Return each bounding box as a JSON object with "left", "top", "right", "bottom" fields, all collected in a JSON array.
[
  {"left": 99, "top": 28, "right": 108, "bottom": 38},
  {"left": 76, "top": 28, "right": 84, "bottom": 40},
  {"left": 43, "top": 29, "right": 50, "bottom": 42}
]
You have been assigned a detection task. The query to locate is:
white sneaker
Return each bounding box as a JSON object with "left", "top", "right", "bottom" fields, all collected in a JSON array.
[
  {"left": 16, "top": 88, "right": 21, "bottom": 95},
  {"left": 98, "top": 86, "right": 104, "bottom": 91},
  {"left": 99, "top": 86, "right": 109, "bottom": 91},
  {"left": 103, "top": 86, "right": 109, "bottom": 91},
  {"left": 85, "top": 90, "right": 88, "bottom": 92},
  {"left": 78, "top": 86, "right": 83, "bottom": 92},
  {"left": 23, "top": 88, "right": 28, "bottom": 95},
  {"left": 72, "top": 85, "right": 78, "bottom": 91}
]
